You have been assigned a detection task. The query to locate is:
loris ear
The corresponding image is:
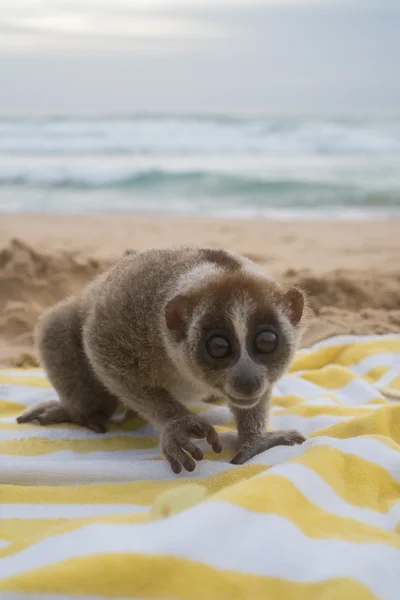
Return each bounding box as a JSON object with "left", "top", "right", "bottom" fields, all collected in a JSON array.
[
  {"left": 281, "top": 287, "right": 305, "bottom": 325},
  {"left": 165, "top": 293, "right": 197, "bottom": 341}
]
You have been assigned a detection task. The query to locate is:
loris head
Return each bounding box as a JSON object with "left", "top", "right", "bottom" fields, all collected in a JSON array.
[{"left": 164, "top": 269, "right": 305, "bottom": 409}]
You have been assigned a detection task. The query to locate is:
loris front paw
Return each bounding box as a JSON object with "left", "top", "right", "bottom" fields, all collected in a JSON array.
[
  {"left": 161, "top": 415, "right": 222, "bottom": 474},
  {"left": 231, "top": 429, "right": 306, "bottom": 465}
]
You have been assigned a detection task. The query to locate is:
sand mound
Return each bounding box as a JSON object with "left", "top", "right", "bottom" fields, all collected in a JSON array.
[
  {"left": 0, "top": 239, "right": 109, "bottom": 365},
  {"left": 0, "top": 239, "right": 399, "bottom": 365},
  {"left": 284, "top": 268, "right": 400, "bottom": 311},
  {"left": 284, "top": 267, "right": 400, "bottom": 345}
]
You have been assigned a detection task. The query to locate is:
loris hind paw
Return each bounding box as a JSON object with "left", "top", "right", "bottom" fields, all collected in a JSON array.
[
  {"left": 17, "top": 401, "right": 70, "bottom": 426},
  {"left": 17, "top": 401, "right": 108, "bottom": 433}
]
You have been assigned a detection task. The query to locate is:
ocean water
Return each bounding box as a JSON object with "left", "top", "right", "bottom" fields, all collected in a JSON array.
[{"left": 1, "top": 114, "right": 400, "bottom": 219}]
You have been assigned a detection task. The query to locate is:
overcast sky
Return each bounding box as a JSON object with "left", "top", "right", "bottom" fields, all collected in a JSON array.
[{"left": 0, "top": 0, "right": 399, "bottom": 115}]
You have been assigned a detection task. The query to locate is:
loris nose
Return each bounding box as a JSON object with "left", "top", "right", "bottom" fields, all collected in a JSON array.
[{"left": 233, "top": 372, "right": 262, "bottom": 396}]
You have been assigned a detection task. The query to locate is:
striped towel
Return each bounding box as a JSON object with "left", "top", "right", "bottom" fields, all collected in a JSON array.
[{"left": 1, "top": 334, "right": 400, "bottom": 600}]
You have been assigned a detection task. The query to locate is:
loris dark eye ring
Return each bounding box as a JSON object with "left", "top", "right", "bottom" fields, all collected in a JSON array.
[
  {"left": 254, "top": 330, "right": 279, "bottom": 354},
  {"left": 206, "top": 335, "right": 232, "bottom": 359}
]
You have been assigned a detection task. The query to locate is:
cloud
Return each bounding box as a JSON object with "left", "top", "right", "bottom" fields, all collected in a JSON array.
[
  {"left": 2, "top": 0, "right": 395, "bottom": 53},
  {"left": 0, "top": 0, "right": 399, "bottom": 113},
  {"left": 2, "top": 14, "right": 222, "bottom": 39},
  {"left": 0, "top": 0, "right": 229, "bottom": 55}
]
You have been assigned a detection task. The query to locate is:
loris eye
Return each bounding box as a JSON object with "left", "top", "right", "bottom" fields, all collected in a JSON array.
[
  {"left": 206, "top": 335, "right": 232, "bottom": 359},
  {"left": 254, "top": 330, "right": 279, "bottom": 354}
]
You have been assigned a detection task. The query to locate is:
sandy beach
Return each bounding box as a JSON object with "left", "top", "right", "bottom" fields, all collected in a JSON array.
[{"left": 1, "top": 214, "right": 399, "bottom": 366}]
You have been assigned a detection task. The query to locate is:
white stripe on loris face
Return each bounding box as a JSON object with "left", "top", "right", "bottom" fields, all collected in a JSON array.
[
  {"left": 229, "top": 296, "right": 255, "bottom": 353},
  {"left": 176, "top": 262, "right": 223, "bottom": 295},
  {"left": 242, "top": 257, "right": 271, "bottom": 279}
]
